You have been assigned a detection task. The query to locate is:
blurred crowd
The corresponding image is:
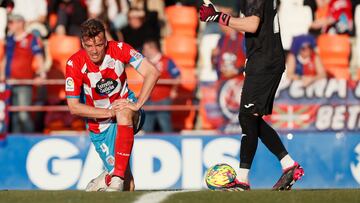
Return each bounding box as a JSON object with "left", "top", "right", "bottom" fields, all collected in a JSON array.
[{"left": 0, "top": 0, "right": 359, "bottom": 134}]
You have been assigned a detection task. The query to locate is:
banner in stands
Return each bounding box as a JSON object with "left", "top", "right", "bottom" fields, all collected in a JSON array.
[
  {"left": 0, "top": 83, "right": 9, "bottom": 138},
  {"left": 0, "top": 133, "right": 360, "bottom": 190},
  {"left": 200, "top": 78, "right": 360, "bottom": 133}
]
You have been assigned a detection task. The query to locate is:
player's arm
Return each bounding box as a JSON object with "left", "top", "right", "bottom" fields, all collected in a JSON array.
[
  {"left": 134, "top": 58, "right": 160, "bottom": 109},
  {"left": 67, "top": 97, "right": 115, "bottom": 119},
  {"left": 199, "top": 1, "right": 262, "bottom": 33},
  {"left": 228, "top": 16, "right": 260, "bottom": 33},
  {"left": 112, "top": 43, "right": 160, "bottom": 111},
  {"left": 65, "top": 57, "right": 116, "bottom": 119}
]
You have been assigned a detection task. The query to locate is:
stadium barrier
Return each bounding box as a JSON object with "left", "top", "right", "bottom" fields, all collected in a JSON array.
[
  {"left": 0, "top": 132, "right": 360, "bottom": 190},
  {"left": 1, "top": 78, "right": 198, "bottom": 132},
  {"left": 200, "top": 77, "right": 360, "bottom": 132}
]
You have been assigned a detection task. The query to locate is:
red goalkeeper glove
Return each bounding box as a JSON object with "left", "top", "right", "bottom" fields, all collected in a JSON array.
[{"left": 199, "top": 3, "right": 231, "bottom": 26}]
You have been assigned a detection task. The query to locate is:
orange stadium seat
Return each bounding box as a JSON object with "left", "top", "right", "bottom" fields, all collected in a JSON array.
[
  {"left": 165, "top": 5, "right": 198, "bottom": 37},
  {"left": 164, "top": 35, "right": 197, "bottom": 68},
  {"left": 48, "top": 34, "right": 81, "bottom": 74},
  {"left": 47, "top": 35, "right": 80, "bottom": 101},
  {"left": 317, "top": 34, "right": 351, "bottom": 79},
  {"left": 125, "top": 66, "right": 144, "bottom": 97}
]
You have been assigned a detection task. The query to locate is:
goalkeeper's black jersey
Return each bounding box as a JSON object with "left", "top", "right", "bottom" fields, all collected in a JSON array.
[{"left": 241, "top": 0, "right": 285, "bottom": 75}]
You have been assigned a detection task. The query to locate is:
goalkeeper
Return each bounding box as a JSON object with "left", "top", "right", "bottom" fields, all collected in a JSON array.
[{"left": 200, "top": 0, "right": 304, "bottom": 191}]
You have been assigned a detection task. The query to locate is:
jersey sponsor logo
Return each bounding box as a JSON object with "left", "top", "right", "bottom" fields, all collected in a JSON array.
[
  {"left": 65, "top": 77, "right": 75, "bottom": 91},
  {"left": 95, "top": 78, "right": 118, "bottom": 95},
  {"left": 67, "top": 60, "right": 74, "bottom": 67}
]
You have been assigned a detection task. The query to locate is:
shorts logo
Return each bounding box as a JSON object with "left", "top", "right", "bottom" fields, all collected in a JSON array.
[
  {"left": 106, "top": 156, "right": 115, "bottom": 166},
  {"left": 95, "top": 78, "right": 118, "bottom": 95},
  {"left": 65, "top": 77, "right": 74, "bottom": 91},
  {"left": 244, "top": 103, "right": 255, "bottom": 108}
]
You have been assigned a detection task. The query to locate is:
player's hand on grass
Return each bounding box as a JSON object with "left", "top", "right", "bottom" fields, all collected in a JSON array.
[
  {"left": 199, "top": 1, "right": 230, "bottom": 26},
  {"left": 112, "top": 99, "right": 140, "bottom": 112}
]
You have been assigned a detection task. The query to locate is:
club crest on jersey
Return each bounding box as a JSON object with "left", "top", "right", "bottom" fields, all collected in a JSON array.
[
  {"left": 95, "top": 78, "right": 118, "bottom": 95},
  {"left": 65, "top": 77, "right": 74, "bottom": 91},
  {"left": 107, "top": 59, "right": 116, "bottom": 69}
]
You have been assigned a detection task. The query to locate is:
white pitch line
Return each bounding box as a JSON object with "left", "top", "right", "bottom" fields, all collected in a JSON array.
[{"left": 133, "top": 190, "right": 196, "bottom": 203}]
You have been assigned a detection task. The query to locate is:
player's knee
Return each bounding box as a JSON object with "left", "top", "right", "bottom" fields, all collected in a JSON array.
[
  {"left": 238, "top": 113, "right": 259, "bottom": 135},
  {"left": 116, "top": 109, "right": 134, "bottom": 125}
]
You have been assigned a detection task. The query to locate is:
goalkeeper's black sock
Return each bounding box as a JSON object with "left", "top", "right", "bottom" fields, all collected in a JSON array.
[{"left": 258, "top": 118, "right": 289, "bottom": 161}]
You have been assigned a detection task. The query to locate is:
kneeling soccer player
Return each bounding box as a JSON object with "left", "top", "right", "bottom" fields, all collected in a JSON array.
[{"left": 65, "top": 19, "right": 160, "bottom": 191}]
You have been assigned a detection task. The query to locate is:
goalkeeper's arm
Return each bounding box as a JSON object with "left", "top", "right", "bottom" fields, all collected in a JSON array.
[{"left": 199, "top": 1, "right": 260, "bottom": 34}]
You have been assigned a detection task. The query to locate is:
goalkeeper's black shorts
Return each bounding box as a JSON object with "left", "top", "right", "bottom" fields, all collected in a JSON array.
[{"left": 239, "top": 73, "right": 283, "bottom": 116}]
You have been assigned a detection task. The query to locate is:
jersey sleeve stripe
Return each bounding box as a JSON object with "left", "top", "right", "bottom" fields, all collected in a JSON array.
[{"left": 66, "top": 95, "right": 80, "bottom": 98}]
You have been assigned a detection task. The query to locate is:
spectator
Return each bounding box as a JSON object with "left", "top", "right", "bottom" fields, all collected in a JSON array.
[
  {"left": 119, "top": 8, "right": 160, "bottom": 50},
  {"left": 286, "top": 34, "right": 326, "bottom": 86},
  {"left": 51, "top": 0, "right": 88, "bottom": 37},
  {"left": 311, "top": 0, "right": 353, "bottom": 34},
  {"left": 0, "top": 14, "right": 46, "bottom": 133},
  {"left": 142, "top": 39, "right": 180, "bottom": 133},
  {"left": 87, "top": 0, "right": 130, "bottom": 39},
  {"left": 11, "top": 0, "right": 48, "bottom": 38},
  {"left": 0, "top": 1, "right": 14, "bottom": 40},
  {"left": 211, "top": 6, "right": 246, "bottom": 80},
  {"left": 198, "top": 5, "right": 241, "bottom": 83},
  {"left": 130, "top": 0, "right": 168, "bottom": 36}
]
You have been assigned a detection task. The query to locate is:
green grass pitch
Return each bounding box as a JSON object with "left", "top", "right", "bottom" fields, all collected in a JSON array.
[{"left": 0, "top": 189, "right": 359, "bottom": 203}]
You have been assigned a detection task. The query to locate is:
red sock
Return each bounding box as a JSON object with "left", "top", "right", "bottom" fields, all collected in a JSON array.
[
  {"left": 105, "top": 174, "right": 111, "bottom": 186},
  {"left": 113, "top": 125, "right": 134, "bottom": 178}
]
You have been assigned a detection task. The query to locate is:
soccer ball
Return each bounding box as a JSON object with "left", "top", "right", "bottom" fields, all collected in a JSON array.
[{"left": 205, "top": 163, "right": 237, "bottom": 190}]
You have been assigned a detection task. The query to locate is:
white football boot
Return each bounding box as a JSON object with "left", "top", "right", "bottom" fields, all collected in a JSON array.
[
  {"left": 85, "top": 171, "right": 108, "bottom": 192},
  {"left": 105, "top": 176, "right": 124, "bottom": 192}
]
